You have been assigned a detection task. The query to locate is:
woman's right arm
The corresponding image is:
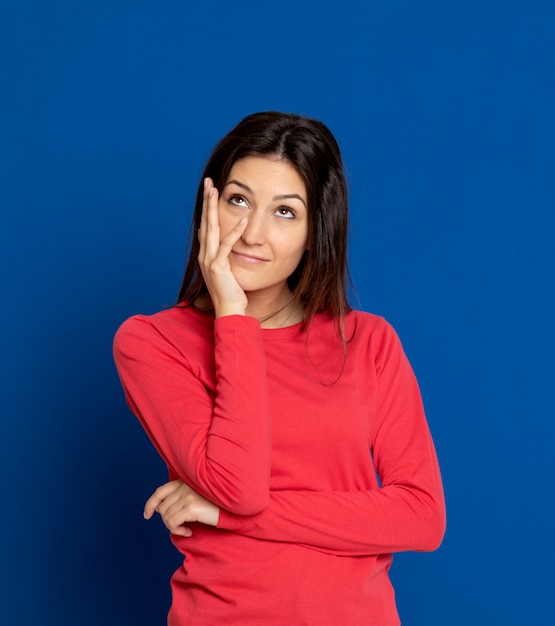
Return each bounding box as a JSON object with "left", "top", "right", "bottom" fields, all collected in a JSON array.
[
  {"left": 114, "top": 178, "right": 270, "bottom": 515},
  {"left": 113, "top": 313, "right": 271, "bottom": 516}
]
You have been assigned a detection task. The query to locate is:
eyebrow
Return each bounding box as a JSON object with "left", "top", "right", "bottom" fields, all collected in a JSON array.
[{"left": 225, "top": 179, "right": 307, "bottom": 208}]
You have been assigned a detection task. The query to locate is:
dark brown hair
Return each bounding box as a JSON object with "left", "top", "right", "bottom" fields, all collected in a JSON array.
[{"left": 177, "top": 111, "right": 352, "bottom": 331}]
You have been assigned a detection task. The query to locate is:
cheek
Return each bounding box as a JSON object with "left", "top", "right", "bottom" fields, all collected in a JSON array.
[
  {"left": 281, "top": 236, "right": 308, "bottom": 268},
  {"left": 217, "top": 204, "right": 234, "bottom": 238}
]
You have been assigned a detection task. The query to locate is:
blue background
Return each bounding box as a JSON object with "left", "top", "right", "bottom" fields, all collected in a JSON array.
[{"left": 1, "top": 1, "right": 554, "bottom": 624}]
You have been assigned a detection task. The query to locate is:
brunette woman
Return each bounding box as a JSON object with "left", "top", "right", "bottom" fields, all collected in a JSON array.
[{"left": 113, "top": 111, "right": 446, "bottom": 625}]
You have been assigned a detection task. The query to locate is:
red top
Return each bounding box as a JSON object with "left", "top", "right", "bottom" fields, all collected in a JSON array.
[{"left": 113, "top": 305, "right": 445, "bottom": 625}]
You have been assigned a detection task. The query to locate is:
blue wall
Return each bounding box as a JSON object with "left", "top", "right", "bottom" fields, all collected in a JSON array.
[{"left": 2, "top": 1, "right": 553, "bottom": 624}]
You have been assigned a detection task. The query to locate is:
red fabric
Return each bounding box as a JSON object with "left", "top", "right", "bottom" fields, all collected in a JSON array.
[{"left": 113, "top": 305, "right": 446, "bottom": 625}]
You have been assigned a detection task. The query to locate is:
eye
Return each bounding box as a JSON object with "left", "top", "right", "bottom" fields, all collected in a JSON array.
[
  {"left": 228, "top": 195, "right": 248, "bottom": 207},
  {"left": 275, "top": 206, "right": 296, "bottom": 219}
]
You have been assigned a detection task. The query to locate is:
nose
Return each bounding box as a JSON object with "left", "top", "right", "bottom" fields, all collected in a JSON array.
[{"left": 240, "top": 211, "right": 267, "bottom": 246}]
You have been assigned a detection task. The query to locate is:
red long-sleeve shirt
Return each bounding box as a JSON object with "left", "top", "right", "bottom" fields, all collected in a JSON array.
[{"left": 113, "top": 305, "right": 445, "bottom": 625}]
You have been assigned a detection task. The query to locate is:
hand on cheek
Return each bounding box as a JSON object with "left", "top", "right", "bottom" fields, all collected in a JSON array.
[{"left": 197, "top": 178, "right": 249, "bottom": 318}]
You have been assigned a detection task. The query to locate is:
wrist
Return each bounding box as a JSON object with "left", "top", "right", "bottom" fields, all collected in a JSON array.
[{"left": 214, "top": 307, "right": 247, "bottom": 318}]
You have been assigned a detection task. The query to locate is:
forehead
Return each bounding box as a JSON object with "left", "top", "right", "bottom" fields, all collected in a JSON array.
[{"left": 226, "top": 156, "right": 306, "bottom": 196}]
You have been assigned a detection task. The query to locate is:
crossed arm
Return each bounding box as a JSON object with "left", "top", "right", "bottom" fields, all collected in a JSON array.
[{"left": 141, "top": 322, "right": 446, "bottom": 557}]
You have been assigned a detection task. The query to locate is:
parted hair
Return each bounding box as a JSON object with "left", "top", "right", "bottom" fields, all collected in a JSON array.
[{"left": 177, "top": 111, "right": 351, "bottom": 330}]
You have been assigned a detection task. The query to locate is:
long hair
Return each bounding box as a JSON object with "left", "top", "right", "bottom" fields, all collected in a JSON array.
[{"left": 177, "top": 111, "right": 352, "bottom": 331}]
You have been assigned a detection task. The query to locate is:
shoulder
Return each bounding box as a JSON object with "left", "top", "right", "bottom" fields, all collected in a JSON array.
[
  {"left": 113, "top": 305, "right": 213, "bottom": 362},
  {"left": 347, "top": 310, "right": 398, "bottom": 341},
  {"left": 346, "top": 310, "right": 408, "bottom": 367},
  {"left": 306, "top": 309, "right": 399, "bottom": 347}
]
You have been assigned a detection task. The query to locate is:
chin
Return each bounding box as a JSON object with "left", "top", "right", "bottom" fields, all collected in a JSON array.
[{"left": 233, "top": 274, "right": 287, "bottom": 297}]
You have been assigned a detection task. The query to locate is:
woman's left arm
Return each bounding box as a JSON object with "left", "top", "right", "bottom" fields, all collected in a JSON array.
[
  {"left": 217, "top": 479, "right": 444, "bottom": 557},
  {"left": 152, "top": 464, "right": 444, "bottom": 556},
  {"left": 150, "top": 321, "right": 446, "bottom": 556},
  {"left": 217, "top": 320, "right": 446, "bottom": 557}
]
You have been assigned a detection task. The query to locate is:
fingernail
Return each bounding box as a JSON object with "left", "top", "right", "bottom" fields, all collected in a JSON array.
[{"left": 204, "top": 178, "right": 209, "bottom": 190}]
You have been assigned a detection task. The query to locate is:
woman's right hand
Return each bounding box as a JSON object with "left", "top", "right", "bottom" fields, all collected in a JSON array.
[{"left": 198, "top": 177, "right": 249, "bottom": 318}]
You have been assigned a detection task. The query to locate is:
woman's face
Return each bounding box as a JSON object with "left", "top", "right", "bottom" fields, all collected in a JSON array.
[{"left": 218, "top": 155, "right": 309, "bottom": 300}]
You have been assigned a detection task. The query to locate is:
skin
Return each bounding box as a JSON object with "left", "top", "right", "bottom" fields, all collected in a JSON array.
[
  {"left": 197, "top": 156, "right": 309, "bottom": 326},
  {"left": 144, "top": 156, "right": 310, "bottom": 534},
  {"left": 144, "top": 480, "right": 217, "bottom": 537}
]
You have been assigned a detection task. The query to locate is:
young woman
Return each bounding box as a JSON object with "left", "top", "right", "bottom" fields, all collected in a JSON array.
[{"left": 113, "top": 111, "right": 446, "bottom": 625}]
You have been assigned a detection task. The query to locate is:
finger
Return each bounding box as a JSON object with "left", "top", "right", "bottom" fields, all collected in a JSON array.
[
  {"left": 171, "top": 525, "right": 193, "bottom": 538},
  {"left": 200, "top": 177, "right": 211, "bottom": 230},
  {"left": 159, "top": 500, "right": 197, "bottom": 536},
  {"left": 198, "top": 178, "right": 210, "bottom": 256},
  {"left": 160, "top": 493, "right": 195, "bottom": 523},
  {"left": 152, "top": 488, "right": 183, "bottom": 518},
  {"left": 216, "top": 216, "right": 248, "bottom": 259},
  {"left": 143, "top": 480, "right": 183, "bottom": 519},
  {"left": 163, "top": 506, "right": 195, "bottom": 532},
  {"left": 204, "top": 183, "right": 221, "bottom": 259},
  {"left": 154, "top": 503, "right": 193, "bottom": 536}
]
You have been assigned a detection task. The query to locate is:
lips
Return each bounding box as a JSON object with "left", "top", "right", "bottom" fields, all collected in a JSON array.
[{"left": 231, "top": 250, "right": 269, "bottom": 263}]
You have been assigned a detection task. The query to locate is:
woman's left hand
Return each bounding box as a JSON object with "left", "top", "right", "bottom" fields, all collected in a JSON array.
[{"left": 144, "top": 480, "right": 220, "bottom": 537}]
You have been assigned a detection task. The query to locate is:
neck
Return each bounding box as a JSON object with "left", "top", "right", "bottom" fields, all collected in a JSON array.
[
  {"left": 195, "top": 286, "right": 304, "bottom": 329},
  {"left": 245, "top": 288, "right": 303, "bottom": 328}
]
